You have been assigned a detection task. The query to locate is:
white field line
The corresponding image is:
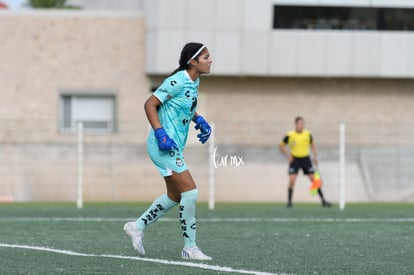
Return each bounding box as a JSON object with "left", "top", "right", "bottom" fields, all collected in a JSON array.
[
  {"left": 0, "top": 217, "right": 413, "bottom": 222},
  {"left": 0, "top": 243, "right": 283, "bottom": 275}
]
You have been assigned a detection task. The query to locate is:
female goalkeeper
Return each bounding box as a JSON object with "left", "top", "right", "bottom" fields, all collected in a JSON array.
[{"left": 124, "top": 42, "right": 213, "bottom": 260}]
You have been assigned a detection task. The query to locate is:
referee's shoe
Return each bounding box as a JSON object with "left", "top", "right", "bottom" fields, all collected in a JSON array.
[{"left": 322, "top": 200, "right": 332, "bottom": 208}]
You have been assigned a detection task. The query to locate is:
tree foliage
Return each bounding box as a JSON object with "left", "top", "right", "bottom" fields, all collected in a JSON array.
[{"left": 29, "top": 0, "right": 80, "bottom": 9}]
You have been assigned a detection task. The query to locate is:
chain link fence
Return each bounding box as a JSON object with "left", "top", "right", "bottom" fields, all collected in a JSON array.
[{"left": 1, "top": 120, "right": 413, "bottom": 203}]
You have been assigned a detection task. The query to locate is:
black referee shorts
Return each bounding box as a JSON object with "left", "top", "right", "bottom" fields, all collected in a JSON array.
[{"left": 289, "top": 156, "right": 314, "bottom": 175}]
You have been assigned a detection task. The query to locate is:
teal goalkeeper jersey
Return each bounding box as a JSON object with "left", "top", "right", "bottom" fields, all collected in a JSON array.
[{"left": 149, "top": 70, "right": 199, "bottom": 150}]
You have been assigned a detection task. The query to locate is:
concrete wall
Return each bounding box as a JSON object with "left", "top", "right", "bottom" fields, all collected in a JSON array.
[
  {"left": 0, "top": 11, "right": 161, "bottom": 202},
  {"left": 0, "top": 11, "right": 149, "bottom": 143},
  {"left": 148, "top": 76, "right": 414, "bottom": 145},
  {"left": 145, "top": 0, "right": 414, "bottom": 78},
  {"left": 67, "top": 0, "right": 144, "bottom": 11},
  {"left": 148, "top": 76, "right": 414, "bottom": 203},
  {"left": 1, "top": 10, "right": 413, "bottom": 203}
]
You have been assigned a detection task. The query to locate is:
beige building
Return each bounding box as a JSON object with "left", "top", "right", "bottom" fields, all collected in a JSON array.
[
  {"left": 0, "top": 11, "right": 155, "bottom": 202},
  {"left": 1, "top": 1, "right": 414, "bottom": 203}
]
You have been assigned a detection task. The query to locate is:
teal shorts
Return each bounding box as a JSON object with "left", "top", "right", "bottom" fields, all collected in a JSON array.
[{"left": 147, "top": 140, "right": 188, "bottom": 177}]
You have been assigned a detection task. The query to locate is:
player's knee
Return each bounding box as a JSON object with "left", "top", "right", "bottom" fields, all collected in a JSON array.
[
  {"left": 181, "top": 189, "right": 198, "bottom": 203},
  {"left": 167, "top": 191, "right": 181, "bottom": 203}
]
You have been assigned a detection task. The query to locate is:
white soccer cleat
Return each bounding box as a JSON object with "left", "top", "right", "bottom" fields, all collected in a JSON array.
[
  {"left": 123, "top": 222, "right": 145, "bottom": 256},
  {"left": 181, "top": 247, "right": 212, "bottom": 261}
]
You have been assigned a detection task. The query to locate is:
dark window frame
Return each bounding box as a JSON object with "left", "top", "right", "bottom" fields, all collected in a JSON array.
[
  {"left": 59, "top": 93, "right": 118, "bottom": 135},
  {"left": 273, "top": 5, "right": 414, "bottom": 31}
]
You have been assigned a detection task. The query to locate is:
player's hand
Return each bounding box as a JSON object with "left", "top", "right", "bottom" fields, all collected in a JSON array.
[
  {"left": 313, "top": 157, "right": 319, "bottom": 165},
  {"left": 194, "top": 116, "right": 211, "bottom": 144},
  {"left": 154, "top": 127, "right": 178, "bottom": 151},
  {"left": 288, "top": 155, "right": 294, "bottom": 163}
]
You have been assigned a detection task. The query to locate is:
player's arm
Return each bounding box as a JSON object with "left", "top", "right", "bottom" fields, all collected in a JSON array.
[
  {"left": 145, "top": 76, "right": 177, "bottom": 130},
  {"left": 192, "top": 112, "right": 200, "bottom": 121},
  {"left": 279, "top": 136, "right": 293, "bottom": 163},
  {"left": 144, "top": 95, "right": 177, "bottom": 151},
  {"left": 310, "top": 134, "right": 318, "bottom": 164},
  {"left": 144, "top": 95, "right": 162, "bottom": 130}
]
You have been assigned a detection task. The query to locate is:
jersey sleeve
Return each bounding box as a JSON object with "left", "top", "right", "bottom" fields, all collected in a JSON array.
[
  {"left": 282, "top": 135, "right": 289, "bottom": 145},
  {"left": 153, "top": 74, "right": 184, "bottom": 104}
]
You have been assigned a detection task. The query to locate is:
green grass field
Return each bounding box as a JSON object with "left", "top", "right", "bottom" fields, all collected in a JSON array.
[{"left": 0, "top": 202, "right": 413, "bottom": 275}]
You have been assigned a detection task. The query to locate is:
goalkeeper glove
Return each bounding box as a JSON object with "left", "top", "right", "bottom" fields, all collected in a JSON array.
[
  {"left": 194, "top": 116, "right": 211, "bottom": 144},
  {"left": 154, "top": 127, "right": 178, "bottom": 151}
]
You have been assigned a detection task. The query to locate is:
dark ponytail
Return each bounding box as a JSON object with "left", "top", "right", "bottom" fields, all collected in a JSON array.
[{"left": 170, "top": 42, "right": 205, "bottom": 76}]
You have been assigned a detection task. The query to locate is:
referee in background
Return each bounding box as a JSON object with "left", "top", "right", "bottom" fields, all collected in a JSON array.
[{"left": 279, "top": 116, "right": 332, "bottom": 208}]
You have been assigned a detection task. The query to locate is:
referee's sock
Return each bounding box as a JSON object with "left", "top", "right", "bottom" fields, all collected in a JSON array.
[
  {"left": 317, "top": 188, "right": 326, "bottom": 202},
  {"left": 136, "top": 194, "right": 178, "bottom": 231},
  {"left": 288, "top": 188, "right": 293, "bottom": 203}
]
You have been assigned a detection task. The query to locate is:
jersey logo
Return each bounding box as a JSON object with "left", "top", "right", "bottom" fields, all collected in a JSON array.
[
  {"left": 190, "top": 97, "right": 197, "bottom": 112},
  {"left": 170, "top": 80, "right": 177, "bottom": 86},
  {"left": 176, "top": 158, "right": 184, "bottom": 167}
]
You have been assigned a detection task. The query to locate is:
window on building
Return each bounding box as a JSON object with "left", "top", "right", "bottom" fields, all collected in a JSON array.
[
  {"left": 60, "top": 94, "right": 116, "bottom": 134},
  {"left": 273, "top": 5, "right": 414, "bottom": 31}
]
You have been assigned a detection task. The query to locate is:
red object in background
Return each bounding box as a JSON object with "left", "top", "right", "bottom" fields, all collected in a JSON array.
[{"left": 0, "top": 2, "right": 8, "bottom": 9}]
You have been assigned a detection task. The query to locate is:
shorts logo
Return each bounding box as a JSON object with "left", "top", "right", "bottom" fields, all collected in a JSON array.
[{"left": 176, "top": 158, "right": 184, "bottom": 167}]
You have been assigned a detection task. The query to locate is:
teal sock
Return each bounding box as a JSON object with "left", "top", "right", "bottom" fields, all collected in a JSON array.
[
  {"left": 179, "top": 189, "right": 198, "bottom": 248},
  {"left": 135, "top": 194, "right": 178, "bottom": 231}
]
